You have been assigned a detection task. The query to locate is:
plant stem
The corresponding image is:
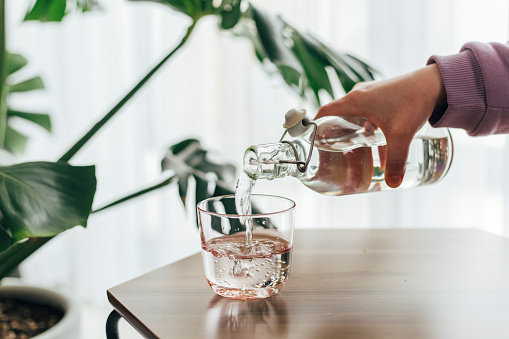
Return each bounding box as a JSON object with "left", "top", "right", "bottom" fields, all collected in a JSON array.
[
  {"left": 0, "top": 174, "right": 179, "bottom": 280},
  {"left": 0, "top": 0, "right": 7, "bottom": 149},
  {"left": 0, "top": 238, "right": 50, "bottom": 280},
  {"left": 92, "top": 175, "right": 177, "bottom": 213},
  {"left": 59, "top": 20, "right": 197, "bottom": 162}
]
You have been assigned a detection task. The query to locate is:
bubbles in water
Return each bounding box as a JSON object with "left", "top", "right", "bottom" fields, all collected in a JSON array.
[{"left": 202, "top": 233, "right": 292, "bottom": 298}]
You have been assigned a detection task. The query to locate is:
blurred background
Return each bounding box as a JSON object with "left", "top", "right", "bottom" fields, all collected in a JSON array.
[{"left": 5, "top": 0, "right": 509, "bottom": 337}]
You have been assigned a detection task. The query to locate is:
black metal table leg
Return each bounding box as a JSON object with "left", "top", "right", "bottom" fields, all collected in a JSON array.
[{"left": 106, "top": 309, "right": 122, "bottom": 339}]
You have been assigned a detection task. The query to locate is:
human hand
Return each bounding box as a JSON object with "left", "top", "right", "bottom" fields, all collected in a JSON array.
[{"left": 315, "top": 64, "right": 446, "bottom": 188}]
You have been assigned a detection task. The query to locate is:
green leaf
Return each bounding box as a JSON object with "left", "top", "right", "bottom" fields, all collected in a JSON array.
[
  {"left": 0, "top": 162, "right": 96, "bottom": 250},
  {"left": 347, "top": 53, "right": 378, "bottom": 79},
  {"left": 331, "top": 58, "right": 361, "bottom": 93},
  {"left": 202, "top": 0, "right": 213, "bottom": 12},
  {"left": 194, "top": 175, "right": 209, "bottom": 211},
  {"left": 193, "top": 175, "right": 211, "bottom": 226},
  {"left": 233, "top": 17, "right": 267, "bottom": 63},
  {"left": 167, "top": 138, "right": 198, "bottom": 155},
  {"left": 291, "top": 30, "right": 334, "bottom": 105},
  {"left": 0, "top": 223, "right": 12, "bottom": 251},
  {"left": 301, "top": 35, "right": 359, "bottom": 93},
  {"left": 307, "top": 35, "right": 378, "bottom": 91},
  {"left": 24, "top": 0, "right": 67, "bottom": 22},
  {"left": 250, "top": 5, "right": 303, "bottom": 88},
  {"left": 7, "top": 110, "right": 51, "bottom": 132},
  {"left": 6, "top": 53, "right": 28, "bottom": 76},
  {"left": 341, "top": 53, "right": 377, "bottom": 82},
  {"left": 1, "top": 0, "right": 7, "bottom": 150},
  {"left": 4, "top": 125, "right": 28, "bottom": 155},
  {"left": 76, "top": 0, "right": 102, "bottom": 12},
  {"left": 213, "top": 184, "right": 233, "bottom": 196},
  {"left": 219, "top": 0, "right": 241, "bottom": 29},
  {"left": 234, "top": 5, "right": 378, "bottom": 105},
  {"left": 177, "top": 174, "right": 188, "bottom": 205},
  {"left": 24, "top": 0, "right": 101, "bottom": 21},
  {"left": 162, "top": 139, "right": 236, "bottom": 208},
  {"left": 9, "top": 76, "right": 44, "bottom": 93}
]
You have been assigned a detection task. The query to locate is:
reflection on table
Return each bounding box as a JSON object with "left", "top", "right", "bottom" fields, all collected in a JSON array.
[{"left": 205, "top": 295, "right": 288, "bottom": 339}]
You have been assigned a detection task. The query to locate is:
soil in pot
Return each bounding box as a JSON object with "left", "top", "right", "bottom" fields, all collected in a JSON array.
[{"left": 0, "top": 297, "right": 64, "bottom": 338}]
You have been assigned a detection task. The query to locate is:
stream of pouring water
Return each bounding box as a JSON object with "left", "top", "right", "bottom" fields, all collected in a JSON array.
[{"left": 235, "top": 172, "right": 257, "bottom": 250}]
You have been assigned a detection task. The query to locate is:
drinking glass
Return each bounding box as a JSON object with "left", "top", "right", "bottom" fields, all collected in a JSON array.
[{"left": 197, "top": 194, "right": 295, "bottom": 300}]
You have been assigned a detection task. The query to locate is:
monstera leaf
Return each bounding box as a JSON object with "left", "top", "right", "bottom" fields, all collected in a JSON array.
[
  {"left": 162, "top": 139, "right": 236, "bottom": 207},
  {"left": 0, "top": 162, "right": 96, "bottom": 252},
  {"left": 219, "top": 0, "right": 242, "bottom": 29},
  {"left": 24, "top": 0, "right": 101, "bottom": 22},
  {"left": 4, "top": 52, "right": 51, "bottom": 154},
  {"left": 249, "top": 6, "right": 303, "bottom": 89},
  {"left": 241, "top": 5, "right": 379, "bottom": 106},
  {"left": 129, "top": 0, "right": 379, "bottom": 107}
]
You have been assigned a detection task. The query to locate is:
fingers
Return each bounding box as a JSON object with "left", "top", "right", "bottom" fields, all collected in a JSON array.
[
  {"left": 315, "top": 99, "right": 345, "bottom": 120},
  {"left": 314, "top": 79, "right": 414, "bottom": 189},
  {"left": 315, "top": 82, "right": 372, "bottom": 120},
  {"left": 384, "top": 136, "right": 412, "bottom": 188},
  {"left": 315, "top": 91, "right": 363, "bottom": 120}
]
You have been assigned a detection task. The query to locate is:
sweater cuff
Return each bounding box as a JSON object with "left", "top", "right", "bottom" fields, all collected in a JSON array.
[{"left": 427, "top": 49, "right": 486, "bottom": 135}]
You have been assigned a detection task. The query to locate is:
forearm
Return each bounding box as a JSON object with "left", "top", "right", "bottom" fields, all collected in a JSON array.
[{"left": 427, "top": 41, "right": 509, "bottom": 136}]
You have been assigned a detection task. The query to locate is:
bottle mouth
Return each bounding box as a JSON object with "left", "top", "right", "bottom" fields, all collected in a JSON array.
[
  {"left": 242, "top": 143, "right": 297, "bottom": 180},
  {"left": 243, "top": 147, "right": 260, "bottom": 179}
]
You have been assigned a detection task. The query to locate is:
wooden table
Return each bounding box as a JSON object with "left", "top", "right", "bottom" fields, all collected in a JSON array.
[{"left": 107, "top": 229, "right": 509, "bottom": 338}]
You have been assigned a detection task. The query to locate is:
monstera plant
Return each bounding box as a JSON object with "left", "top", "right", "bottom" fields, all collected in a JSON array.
[{"left": 0, "top": 0, "right": 378, "bottom": 281}]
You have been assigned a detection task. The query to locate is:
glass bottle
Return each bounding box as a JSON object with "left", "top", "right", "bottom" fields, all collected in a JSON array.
[{"left": 242, "top": 109, "right": 453, "bottom": 196}]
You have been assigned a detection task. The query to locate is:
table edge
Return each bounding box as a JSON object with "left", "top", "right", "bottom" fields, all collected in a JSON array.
[{"left": 107, "top": 290, "right": 158, "bottom": 339}]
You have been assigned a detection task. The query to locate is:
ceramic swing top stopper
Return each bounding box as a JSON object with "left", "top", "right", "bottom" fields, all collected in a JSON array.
[{"left": 283, "top": 108, "right": 314, "bottom": 137}]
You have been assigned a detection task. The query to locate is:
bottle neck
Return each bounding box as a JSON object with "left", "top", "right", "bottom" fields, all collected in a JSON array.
[{"left": 243, "top": 142, "right": 303, "bottom": 180}]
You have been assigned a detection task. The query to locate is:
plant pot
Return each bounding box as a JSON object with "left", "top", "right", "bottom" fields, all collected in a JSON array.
[{"left": 0, "top": 279, "right": 80, "bottom": 338}]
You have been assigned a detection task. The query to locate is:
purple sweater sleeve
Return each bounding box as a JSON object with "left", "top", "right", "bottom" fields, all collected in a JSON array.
[{"left": 427, "top": 41, "right": 509, "bottom": 136}]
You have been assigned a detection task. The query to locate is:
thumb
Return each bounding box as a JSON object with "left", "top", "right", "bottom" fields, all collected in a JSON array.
[
  {"left": 315, "top": 96, "right": 358, "bottom": 120},
  {"left": 316, "top": 83, "right": 370, "bottom": 120},
  {"left": 384, "top": 136, "right": 412, "bottom": 188}
]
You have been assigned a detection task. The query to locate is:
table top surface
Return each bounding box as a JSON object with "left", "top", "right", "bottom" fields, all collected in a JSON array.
[{"left": 107, "top": 229, "right": 509, "bottom": 339}]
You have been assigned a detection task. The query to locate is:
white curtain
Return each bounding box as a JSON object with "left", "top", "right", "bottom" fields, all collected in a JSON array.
[{"left": 5, "top": 0, "right": 509, "bottom": 337}]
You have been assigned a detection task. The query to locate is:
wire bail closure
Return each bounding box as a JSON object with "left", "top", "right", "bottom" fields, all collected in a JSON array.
[{"left": 278, "top": 120, "right": 318, "bottom": 173}]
